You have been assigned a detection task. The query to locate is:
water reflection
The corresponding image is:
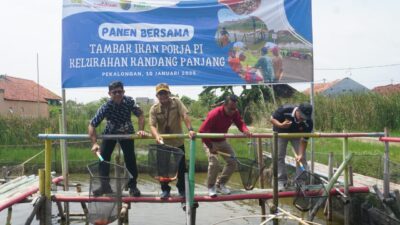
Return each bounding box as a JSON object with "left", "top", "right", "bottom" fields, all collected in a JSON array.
[{"left": 0, "top": 172, "right": 341, "bottom": 225}]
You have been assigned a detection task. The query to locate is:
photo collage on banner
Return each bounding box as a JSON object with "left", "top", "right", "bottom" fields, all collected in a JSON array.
[{"left": 62, "top": 0, "right": 312, "bottom": 88}]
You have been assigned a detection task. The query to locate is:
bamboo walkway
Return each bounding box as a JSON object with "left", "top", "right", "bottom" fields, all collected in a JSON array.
[
  {"left": 0, "top": 175, "right": 39, "bottom": 212},
  {"left": 0, "top": 175, "right": 63, "bottom": 212}
]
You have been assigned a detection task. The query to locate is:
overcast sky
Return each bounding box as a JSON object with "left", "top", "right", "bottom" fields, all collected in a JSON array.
[{"left": 1, "top": 0, "right": 399, "bottom": 103}]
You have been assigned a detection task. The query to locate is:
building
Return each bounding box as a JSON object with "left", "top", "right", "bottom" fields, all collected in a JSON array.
[
  {"left": 0, "top": 75, "right": 61, "bottom": 118},
  {"left": 135, "top": 97, "right": 154, "bottom": 105},
  {"left": 303, "top": 77, "right": 370, "bottom": 96},
  {"left": 372, "top": 84, "right": 400, "bottom": 95}
]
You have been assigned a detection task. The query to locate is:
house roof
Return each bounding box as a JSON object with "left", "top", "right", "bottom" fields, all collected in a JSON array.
[
  {"left": 303, "top": 79, "right": 340, "bottom": 95},
  {"left": 372, "top": 84, "right": 400, "bottom": 95},
  {"left": 0, "top": 75, "right": 61, "bottom": 103}
]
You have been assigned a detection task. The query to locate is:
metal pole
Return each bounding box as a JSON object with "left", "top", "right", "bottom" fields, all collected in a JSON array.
[
  {"left": 36, "top": 53, "right": 40, "bottom": 117},
  {"left": 45, "top": 137, "right": 52, "bottom": 225},
  {"left": 257, "top": 138, "right": 266, "bottom": 222},
  {"left": 271, "top": 132, "right": 278, "bottom": 225},
  {"left": 343, "top": 134, "right": 349, "bottom": 225},
  {"left": 188, "top": 139, "right": 197, "bottom": 225},
  {"left": 61, "top": 89, "right": 70, "bottom": 223},
  {"left": 383, "top": 127, "right": 390, "bottom": 198}
]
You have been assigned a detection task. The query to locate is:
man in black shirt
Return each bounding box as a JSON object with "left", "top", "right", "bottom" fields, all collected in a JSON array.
[
  {"left": 88, "top": 81, "right": 145, "bottom": 197},
  {"left": 270, "top": 102, "right": 313, "bottom": 191}
]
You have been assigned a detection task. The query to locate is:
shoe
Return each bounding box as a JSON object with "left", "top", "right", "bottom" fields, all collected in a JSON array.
[
  {"left": 129, "top": 187, "right": 141, "bottom": 197},
  {"left": 208, "top": 186, "right": 217, "bottom": 197},
  {"left": 92, "top": 184, "right": 113, "bottom": 196},
  {"left": 181, "top": 202, "right": 186, "bottom": 212},
  {"left": 217, "top": 184, "right": 231, "bottom": 195},
  {"left": 160, "top": 190, "right": 171, "bottom": 199},
  {"left": 278, "top": 182, "right": 286, "bottom": 192}
]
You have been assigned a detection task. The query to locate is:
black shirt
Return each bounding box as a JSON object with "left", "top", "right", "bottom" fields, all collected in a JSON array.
[{"left": 272, "top": 104, "right": 313, "bottom": 134}]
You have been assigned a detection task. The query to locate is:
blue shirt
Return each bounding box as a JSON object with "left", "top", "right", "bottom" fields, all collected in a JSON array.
[
  {"left": 90, "top": 96, "right": 143, "bottom": 134},
  {"left": 255, "top": 55, "right": 274, "bottom": 82}
]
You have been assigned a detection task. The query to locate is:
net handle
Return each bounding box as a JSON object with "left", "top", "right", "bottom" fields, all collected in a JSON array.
[
  {"left": 96, "top": 151, "right": 105, "bottom": 162},
  {"left": 217, "top": 151, "right": 234, "bottom": 158},
  {"left": 291, "top": 147, "right": 305, "bottom": 171}
]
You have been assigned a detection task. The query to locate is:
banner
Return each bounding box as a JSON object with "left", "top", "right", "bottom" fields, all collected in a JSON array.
[{"left": 62, "top": 0, "right": 313, "bottom": 88}]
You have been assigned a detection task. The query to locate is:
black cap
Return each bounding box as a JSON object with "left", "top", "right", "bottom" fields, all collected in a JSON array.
[
  {"left": 298, "top": 102, "right": 312, "bottom": 120},
  {"left": 224, "top": 94, "right": 239, "bottom": 104}
]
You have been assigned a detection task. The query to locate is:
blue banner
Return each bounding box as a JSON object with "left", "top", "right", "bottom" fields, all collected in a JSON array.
[{"left": 62, "top": 0, "right": 313, "bottom": 88}]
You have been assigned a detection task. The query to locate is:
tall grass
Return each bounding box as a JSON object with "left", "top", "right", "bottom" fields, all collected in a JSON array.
[{"left": 314, "top": 93, "right": 400, "bottom": 131}]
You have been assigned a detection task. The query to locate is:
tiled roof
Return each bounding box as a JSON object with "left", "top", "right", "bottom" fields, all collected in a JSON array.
[
  {"left": 303, "top": 79, "right": 340, "bottom": 95},
  {"left": 372, "top": 84, "right": 400, "bottom": 95},
  {"left": 0, "top": 75, "right": 61, "bottom": 102}
]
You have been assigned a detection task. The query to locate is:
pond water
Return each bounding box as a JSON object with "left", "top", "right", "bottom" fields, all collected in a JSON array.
[{"left": 0, "top": 172, "right": 343, "bottom": 225}]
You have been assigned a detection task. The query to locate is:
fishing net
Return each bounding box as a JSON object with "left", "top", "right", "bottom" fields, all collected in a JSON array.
[
  {"left": 147, "top": 144, "right": 184, "bottom": 182},
  {"left": 236, "top": 157, "right": 260, "bottom": 190},
  {"left": 293, "top": 171, "right": 328, "bottom": 212},
  {"left": 87, "top": 160, "right": 128, "bottom": 225}
]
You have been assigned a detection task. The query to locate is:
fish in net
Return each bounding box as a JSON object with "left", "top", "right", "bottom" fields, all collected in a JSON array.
[
  {"left": 147, "top": 144, "right": 184, "bottom": 182},
  {"left": 87, "top": 152, "right": 128, "bottom": 224}
]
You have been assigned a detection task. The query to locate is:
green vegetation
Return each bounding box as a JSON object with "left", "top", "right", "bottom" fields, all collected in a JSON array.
[{"left": 1, "top": 90, "right": 400, "bottom": 180}]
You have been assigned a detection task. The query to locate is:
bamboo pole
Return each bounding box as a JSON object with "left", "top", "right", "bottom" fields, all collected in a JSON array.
[
  {"left": 6, "top": 207, "right": 12, "bottom": 225},
  {"left": 383, "top": 128, "right": 390, "bottom": 198},
  {"left": 44, "top": 133, "right": 52, "bottom": 225},
  {"left": 326, "top": 152, "right": 333, "bottom": 221},
  {"left": 309, "top": 153, "right": 354, "bottom": 220},
  {"left": 271, "top": 132, "right": 278, "bottom": 216},
  {"left": 38, "top": 132, "right": 385, "bottom": 140},
  {"left": 343, "top": 134, "right": 350, "bottom": 225},
  {"left": 257, "top": 138, "right": 266, "bottom": 222},
  {"left": 60, "top": 89, "right": 70, "bottom": 224}
]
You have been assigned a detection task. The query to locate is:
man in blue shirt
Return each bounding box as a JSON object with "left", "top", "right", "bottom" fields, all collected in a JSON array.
[
  {"left": 254, "top": 47, "right": 274, "bottom": 83},
  {"left": 270, "top": 102, "right": 313, "bottom": 191},
  {"left": 88, "top": 81, "right": 145, "bottom": 197}
]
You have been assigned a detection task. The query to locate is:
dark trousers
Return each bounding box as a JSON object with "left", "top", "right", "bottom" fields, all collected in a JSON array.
[
  {"left": 99, "top": 139, "right": 138, "bottom": 188},
  {"left": 161, "top": 145, "right": 186, "bottom": 192}
]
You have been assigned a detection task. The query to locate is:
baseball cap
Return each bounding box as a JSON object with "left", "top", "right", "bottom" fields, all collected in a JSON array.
[
  {"left": 298, "top": 102, "right": 312, "bottom": 120},
  {"left": 225, "top": 94, "right": 239, "bottom": 103},
  {"left": 156, "top": 83, "right": 170, "bottom": 94}
]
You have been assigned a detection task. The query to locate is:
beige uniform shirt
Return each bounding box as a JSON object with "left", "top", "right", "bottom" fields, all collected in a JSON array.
[{"left": 149, "top": 97, "right": 189, "bottom": 147}]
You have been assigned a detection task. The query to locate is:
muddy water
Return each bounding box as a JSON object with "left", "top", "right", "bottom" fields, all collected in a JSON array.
[{"left": 0, "top": 172, "right": 341, "bottom": 225}]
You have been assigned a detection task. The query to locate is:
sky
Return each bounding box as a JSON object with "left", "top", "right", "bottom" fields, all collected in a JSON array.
[{"left": 1, "top": 0, "right": 400, "bottom": 103}]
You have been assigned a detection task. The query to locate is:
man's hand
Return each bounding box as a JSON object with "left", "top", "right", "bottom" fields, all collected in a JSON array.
[
  {"left": 91, "top": 143, "right": 100, "bottom": 155},
  {"left": 188, "top": 130, "right": 196, "bottom": 139},
  {"left": 280, "top": 119, "right": 292, "bottom": 129},
  {"left": 243, "top": 130, "right": 252, "bottom": 137},
  {"left": 137, "top": 130, "right": 146, "bottom": 137},
  {"left": 156, "top": 136, "right": 164, "bottom": 144},
  {"left": 295, "top": 154, "right": 304, "bottom": 162}
]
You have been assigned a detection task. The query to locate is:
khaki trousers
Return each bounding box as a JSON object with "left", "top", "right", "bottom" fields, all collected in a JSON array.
[{"left": 203, "top": 140, "right": 237, "bottom": 188}]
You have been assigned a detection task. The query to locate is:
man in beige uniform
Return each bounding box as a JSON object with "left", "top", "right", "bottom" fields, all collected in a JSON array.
[{"left": 149, "top": 83, "right": 195, "bottom": 199}]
